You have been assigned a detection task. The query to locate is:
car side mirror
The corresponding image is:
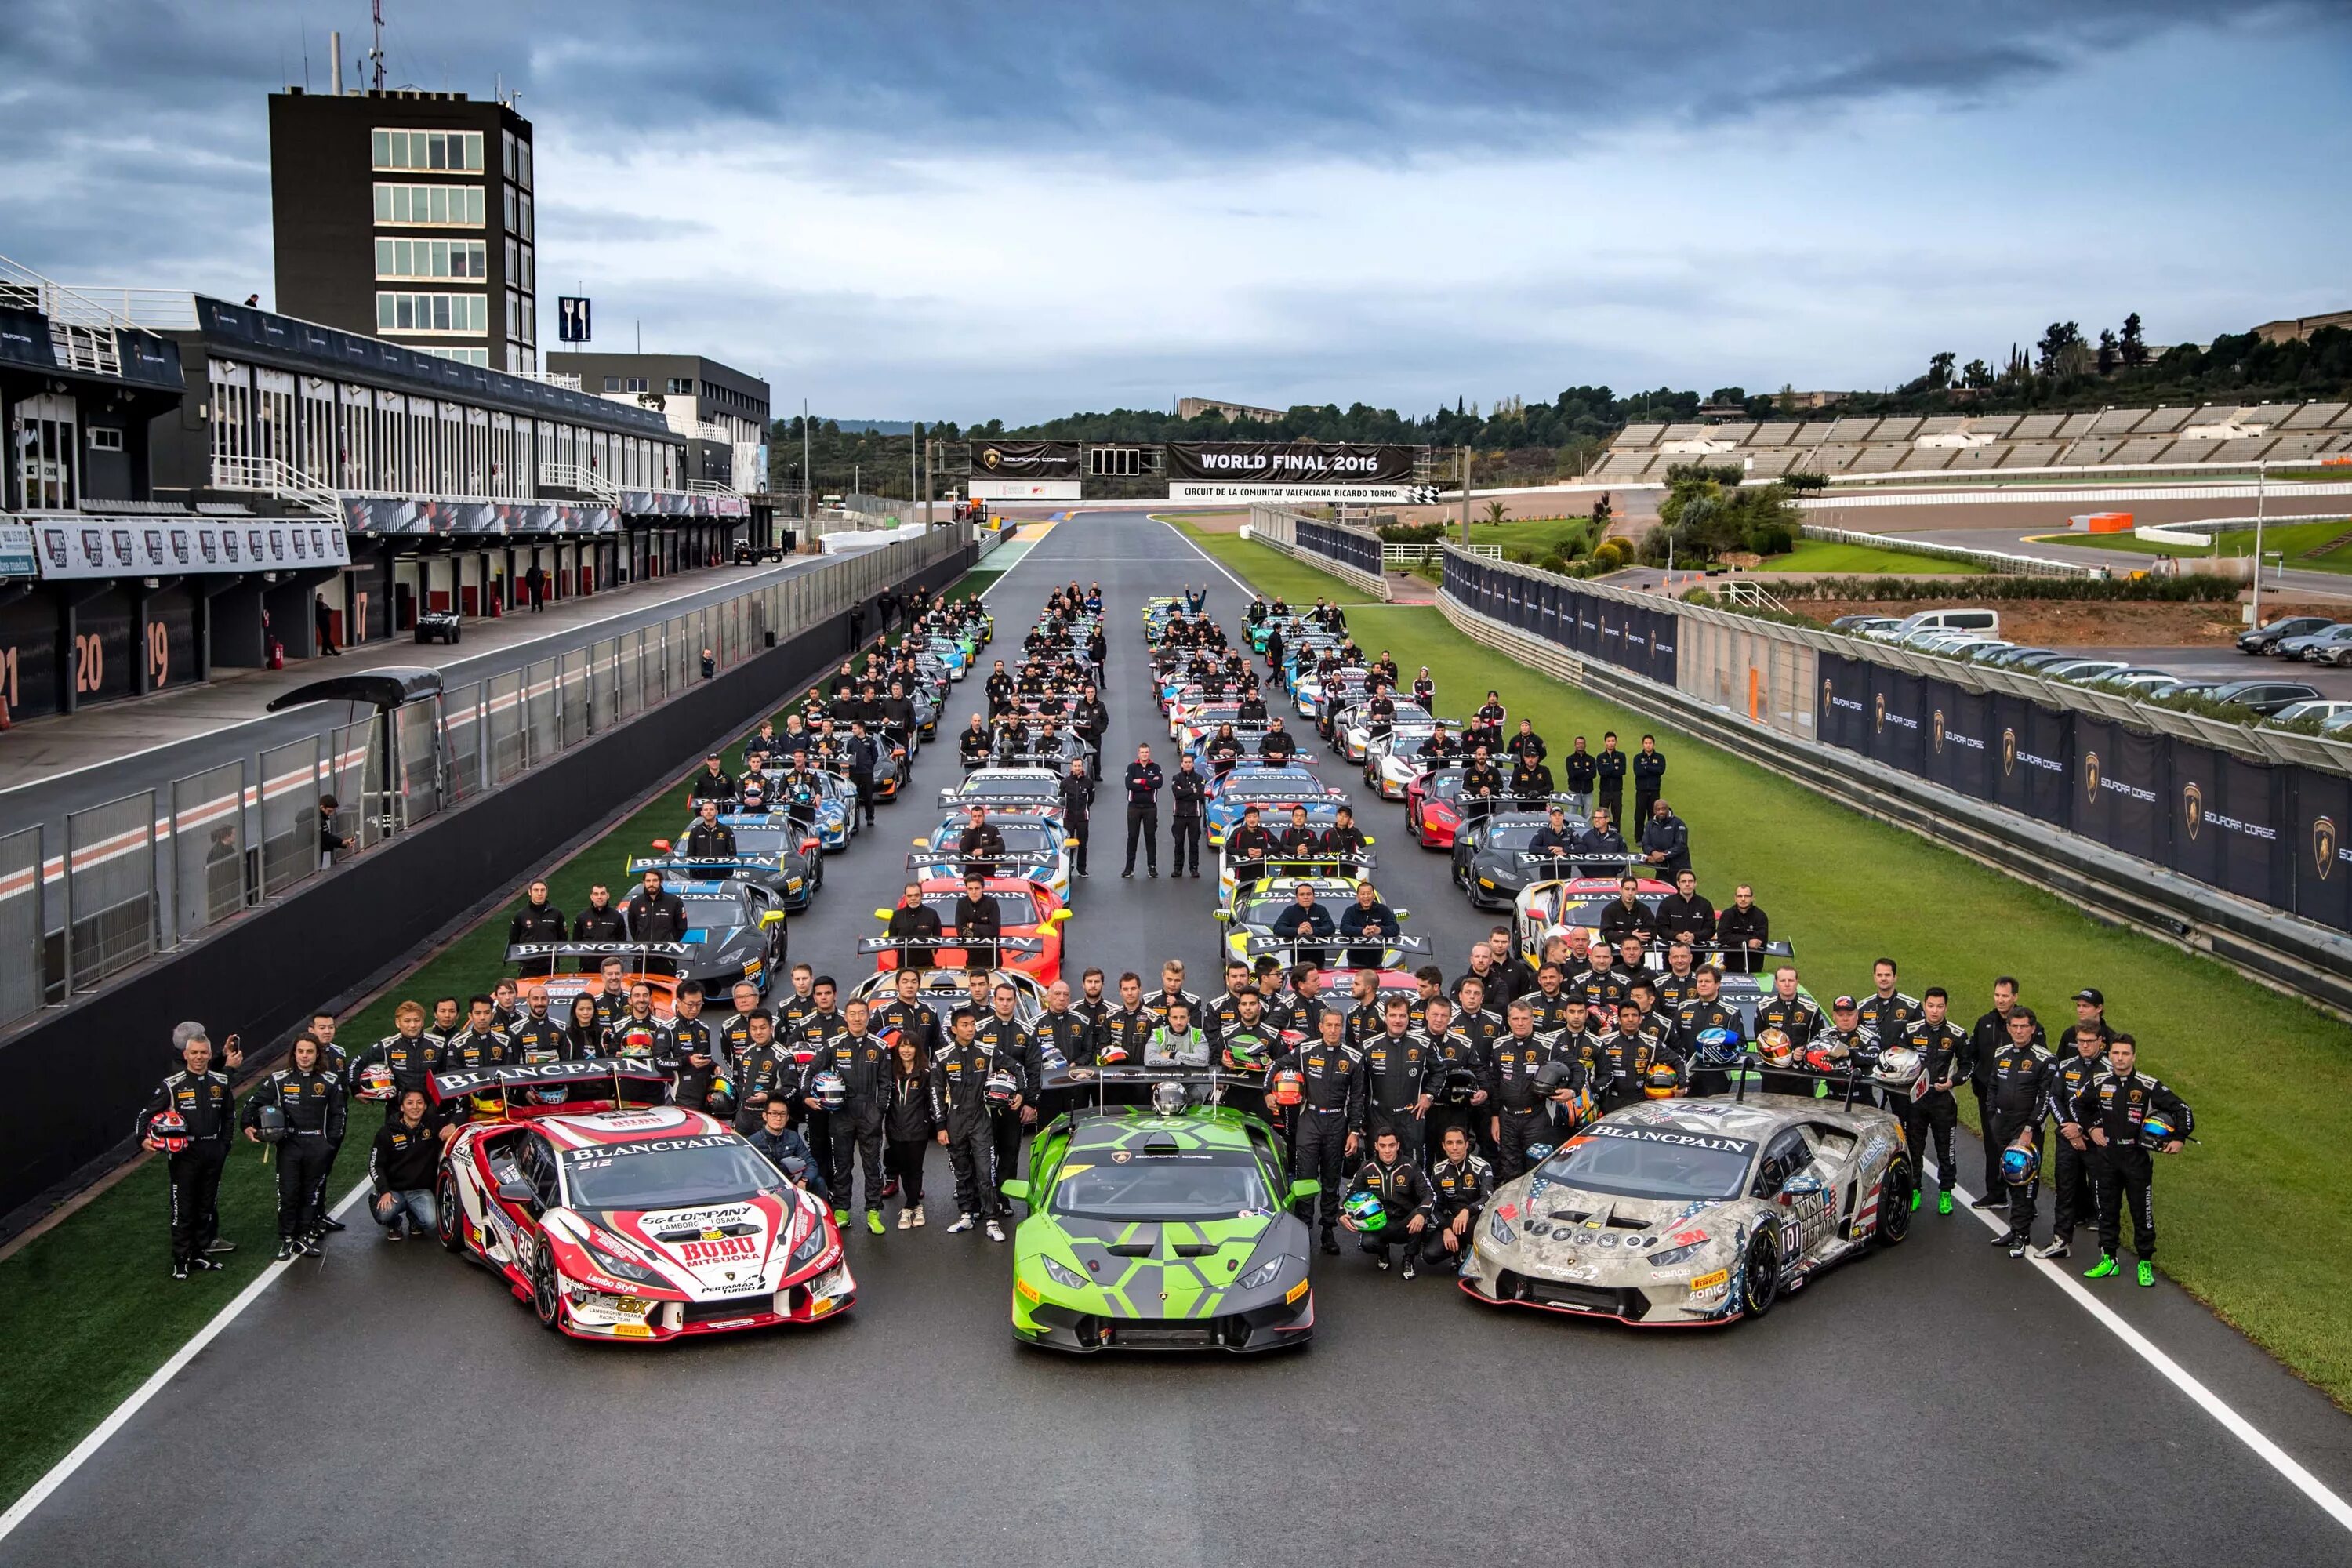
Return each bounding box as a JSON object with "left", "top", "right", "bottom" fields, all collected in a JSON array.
[
  {"left": 1780, "top": 1172, "right": 1825, "bottom": 1202},
  {"left": 651, "top": 838, "right": 671, "bottom": 852},
  {"left": 495, "top": 1178, "right": 539, "bottom": 1207},
  {"left": 1000, "top": 1178, "right": 1032, "bottom": 1206},
  {"left": 912, "top": 837, "right": 930, "bottom": 849},
  {"left": 1392, "top": 907, "right": 1409, "bottom": 920},
  {"left": 872, "top": 908, "right": 894, "bottom": 921},
  {"left": 1288, "top": 1178, "right": 1322, "bottom": 1202}
]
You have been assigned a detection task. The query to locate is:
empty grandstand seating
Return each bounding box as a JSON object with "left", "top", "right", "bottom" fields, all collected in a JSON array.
[{"left": 1595, "top": 398, "right": 2352, "bottom": 481}]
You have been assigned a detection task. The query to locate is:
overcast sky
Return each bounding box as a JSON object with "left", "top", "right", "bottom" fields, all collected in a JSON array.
[{"left": 5, "top": 1, "right": 2347, "bottom": 423}]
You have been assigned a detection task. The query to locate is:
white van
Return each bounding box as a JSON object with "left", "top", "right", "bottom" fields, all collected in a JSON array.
[{"left": 1888, "top": 607, "right": 2000, "bottom": 643}]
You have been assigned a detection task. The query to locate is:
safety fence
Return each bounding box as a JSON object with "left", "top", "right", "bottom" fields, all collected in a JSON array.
[
  {"left": 1795, "top": 523, "right": 2097, "bottom": 578},
  {"left": 1436, "top": 544, "right": 2352, "bottom": 955},
  {"left": 0, "top": 526, "right": 965, "bottom": 1032},
  {"left": 1244, "top": 505, "right": 1392, "bottom": 601}
]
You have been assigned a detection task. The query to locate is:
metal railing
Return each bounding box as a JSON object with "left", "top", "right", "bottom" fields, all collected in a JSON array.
[
  {"left": 12, "top": 526, "right": 967, "bottom": 1025},
  {"left": 1795, "top": 523, "right": 2096, "bottom": 577},
  {"left": 1381, "top": 542, "right": 1501, "bottom": 565},
  {"left": 537, "top": 462, "right": 623, "bottom": 503},
  {"left": 208, "top": 453, "right": 344, "bottom": 518}
]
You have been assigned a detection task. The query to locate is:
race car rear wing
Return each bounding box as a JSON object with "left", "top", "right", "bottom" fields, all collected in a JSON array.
[
  {"left": 938, "top": 786, "right": 1064, "bottom": 808},
  {"left": 1515, "top": 851, "right": 1646, "bottom": 877},
  {"left": 630, "top": 853, "right": 814, "bottom": 880},
  {"left": 427, "top": 1056, "right": 672, "bottom": 1118},
  {"left": 1220, "top": 849, "right": 1378, "bottom": 875},
  {"left": 855, "top": 934, "right": 1047, "bottom": 956},
  {"left": 505, "top": 941, "right": 691, "bottom": 975},
  {"left": 1240, "top": 932, "right": 1430, "bottom": 961},
  {"left": 905, "top": 851, "right": 1058, "bottom": 877}
]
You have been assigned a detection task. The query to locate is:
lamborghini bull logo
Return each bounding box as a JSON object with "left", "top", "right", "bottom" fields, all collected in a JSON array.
[
  {"left": 1931, "top": 709, "right": 1945, "bottom": 753},
  {"left": 2318, "top": 815, "right": 2339, "bottom": 880},
  {"left": 2182, "top": 781, "right": 2202, "bottom": 840},
  {"left": 2001, "top": 728, "right": 2017, "bottom": 777},
  {"left": 2083, "top": 750, "right": 2100, "bottom": 804}
]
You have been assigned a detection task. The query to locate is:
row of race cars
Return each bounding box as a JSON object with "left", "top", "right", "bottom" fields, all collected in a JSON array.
[{"left": 378, "top": 579, "right": 2110, "bottom": 1352}]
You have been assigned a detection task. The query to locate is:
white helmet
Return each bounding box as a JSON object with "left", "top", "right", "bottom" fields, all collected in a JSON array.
[
  {"left": 1872, "top": 1045, "right": 1924, "bottom": 1091},
  {"left": 1151, "top": 1080, "right": 1191, "bottom": 1117}
]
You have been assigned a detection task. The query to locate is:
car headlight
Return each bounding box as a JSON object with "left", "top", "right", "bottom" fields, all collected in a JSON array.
[
  {"left": 1236, "top": 1258, "right": 1284, "bottom": 1292},
  {"left": 1040, "top": 1257, "right": 1090, "bottom": 1291},
  {"left": 789, "top": 1212, "right": 835, "bottom": 1269},
  {"left": 583, "top": 1233, "right": 662, "bottom": 1286},
  {"left": 1646, "top": 1236, "right": 1710, "bottom": 1269},
  {"left": 1487, "top": 1209, "right": 1517, "bottom": 1245}
]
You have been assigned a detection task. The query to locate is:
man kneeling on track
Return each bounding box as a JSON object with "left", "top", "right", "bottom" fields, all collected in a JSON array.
[
  {"left": 1424, "top": 1126, "right": 1494, "bottom": 1276},
  {"left": 368, "top": 1089, "right": 441, "bottom": 1242},
  {"left": 1341, "top": 1128, "right": 1434, "bottom": 1277}
]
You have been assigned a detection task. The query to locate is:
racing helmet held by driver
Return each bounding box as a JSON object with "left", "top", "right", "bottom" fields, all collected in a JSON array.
[
  {"left": 355, "top": 1063, "right": 397, "bottom": 1101},
  {"left": 1221, "top": 1036, "right": 1271, "bottom": 1073},
  {"left": 1692, "top": 1027, "right": 1743, "bottom": 1069},
  {"left": 619, "top": 1026, "right": 658, "bottom": 1059},
  {"left": 2139, "top": 1111, "right": 2180, "bottom": 1149},
  {"left": 983, "top": 1069, "right": 1018, "bottom": 1109},
  {"left": 811, "top": 1069, "right": 848, "bottom": 1109},
  {"left": 1642, "top": 1061, "right": 1682, "bottom": 1099},
  {"left": 1341, "top": 1189, "right": 1387, "bottom": 1232},
  {"left": 1802, "top": 1042, "right": 1847, "bottom": 1074},
  {"left": 150, "top": 1109, "right": 191, "bottom": 1155},
  {"left": 2000, "top": 1142, "right": 2041, "bottom": 1188},
  {"left": 1530, "top": 1059, "right": 1576, "bottom": 1099},
  {"left": 1094, "top": 1042, "right": 1130, "bottom": 1065},
  {"left": 706, "top": 1074, "right": 736, "bottom": 1115},
  {"left": 1440, "top": 1065, "right": 1479, "bottom": 1105},
  {"left": 1755, "top": 1027, "right": 1794, "bottom": 1066},
  {"left": 253, "top": 1101, "right": 289, "bottom": 1144},
  {"left": 1268, "top": 1067, "right": 1305, "bottom": 1107},
  {"left": 1872, "top": 1045, "right": 1924, "bottom": 1091}
]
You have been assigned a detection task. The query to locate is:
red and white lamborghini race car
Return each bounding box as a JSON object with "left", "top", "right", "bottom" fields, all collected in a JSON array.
[{"left": 432, "top": 1059, "right": 854, "bottom": 1341}]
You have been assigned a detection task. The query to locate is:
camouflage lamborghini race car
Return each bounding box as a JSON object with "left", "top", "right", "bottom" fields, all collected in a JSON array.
[
  {"left": 1460, "top": 1092, "right": 1913, "bottom": 1326},
  {"left": 1003, "top": 1074, "right": 1319, "bottom": 1353}
]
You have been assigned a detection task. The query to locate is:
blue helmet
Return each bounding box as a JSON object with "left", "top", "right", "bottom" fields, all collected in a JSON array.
[
  {"left": 1342, "top": 1189, "right": 1388, "bottom": 1232},
  {"left": 1693, "top": 1027, "right": 1743, "bottom": 1068},
  {"left": 2000, "top": 1144, "right": 2040, "bottom": 1188}
]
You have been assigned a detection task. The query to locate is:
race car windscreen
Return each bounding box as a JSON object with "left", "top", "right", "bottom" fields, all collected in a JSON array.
[
  {"left": 1537, "top": 1125, "right": 1758, "bottom": 1202},
  {"left": 1426, "top": 772, "right": 1466, "bottom": 799},
  {"left": 562, "top": 1136, "right": 786, "bottom": 1210},
  {"left": 1051, "top": 1149, "right": 1273, "bottom": 1221},
  {"left": 964, "top": 775, "right": 1061, "bottom": 798},
  {"left": 1226, "top": 772, "right": 1321, "bottom": 799},
  {"left": 1485, "top": 822, "right": 1541, "bottom": 850},
  {"left": 930, "top": 822, "right": 1057, "bottom": 858}
]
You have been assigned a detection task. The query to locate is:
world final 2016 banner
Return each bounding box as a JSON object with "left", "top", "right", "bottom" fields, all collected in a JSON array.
[{"left": 1165, "top": 441, "right": 1421, "bottom": 503}]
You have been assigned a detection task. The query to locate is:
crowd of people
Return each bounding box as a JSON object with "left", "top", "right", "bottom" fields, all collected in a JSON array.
[{"left": 132, "top": 577, "right": 2195, "bottom": 1304}]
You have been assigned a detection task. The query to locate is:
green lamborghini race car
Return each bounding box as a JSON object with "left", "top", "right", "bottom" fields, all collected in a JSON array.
[{"left": 1002, "top": 1082, "right": 1319, "bottom": 1353}]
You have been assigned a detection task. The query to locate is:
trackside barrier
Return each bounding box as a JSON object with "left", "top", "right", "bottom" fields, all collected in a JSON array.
[
  {"left": 1436, "top": 544, "right": 2352, "bottom": 1007},
  {"left": 0, "top": 828, "right": 44, "bottom": 1028},
  {"left": 6, "top": 527, "right": 967, "bottom": 1031},
  {"left": 169, "top": 760, "right": 248, "bottom": 946},
  {"left": 1796, "top": 523, "right": 2096, "bottom": 577},
  {"left": 64, "top": 792, "right": 155, "bottom": 992},
  {"left": 1245, "top": 504, "right": 1393, "bottom": 601}
]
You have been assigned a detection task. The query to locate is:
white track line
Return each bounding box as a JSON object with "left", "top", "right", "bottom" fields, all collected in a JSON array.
[
  {"left": 1177, "top": 512, "right": 2352, "bottom": 1540},
  {"left": 0, "top": 550, "right": 995, "bottom": 1537},
  {"left": 1949, "top": 1181, "right": 2352, "bottom": 1534},
  {"left": 0, "top": 1180, "right": 369, "bottom": 1544}
]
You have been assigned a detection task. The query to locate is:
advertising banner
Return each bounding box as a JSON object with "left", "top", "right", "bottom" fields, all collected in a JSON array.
[
  {"left": 1987, "top": 693, "right": 2071, "bottom": 824},
  {"left": 25, "top": 516, "right": 349, "bottom": 579},
  {"left": 0, "top": 521, "right": 35, "bottom": 577},
  {"left": 2286, "top": 766, "right": 2352, "bottom": 932},
  {"left": 2071, "top": 717, "right": 2165, "bottom": 861},
  {"left": 969, "top": 479, "right": 1080, "bottom": 501},
  {"left": 1165, "top": 442, "right": 1416, "bottom": 485},
  {"left": 1817, "top": 652, "right": 1871, "bottom": 753},
  {"left": 1865, "top": 666, "right": 1926, "bottom": 777},
  {"left": 971, "top": 441, "right": 1080, "bottom": 480},
  {"left": 1922, "top": 679, "right": 1992, "bottom": 800},
  {"left": 2169, "top": 742, "right": 2285, "bottom": 906}
]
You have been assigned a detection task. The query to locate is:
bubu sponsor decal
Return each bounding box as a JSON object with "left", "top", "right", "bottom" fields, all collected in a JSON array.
[{"left": 678, "top": 1234, "right": 759, "bottom": 1265}]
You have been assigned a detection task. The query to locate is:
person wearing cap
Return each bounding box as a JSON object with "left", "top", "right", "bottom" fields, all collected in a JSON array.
[
  {"left": 2071, "top": 987, "right": 2118, "bottom": 1044},
  {"left": 2038, "top": 1021, "right": 2113, "bottom": 1260},
  {"left": 687, "top": 754, "right": 735, "bottom": 804},
  {"left": 1815, "top": 996, "right": 1878, "bottom": 1101}
]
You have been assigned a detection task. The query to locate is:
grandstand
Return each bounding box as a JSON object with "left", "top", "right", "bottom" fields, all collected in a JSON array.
[{"left": 1595, "top": 401, "right": 2352, "bottom": 482}]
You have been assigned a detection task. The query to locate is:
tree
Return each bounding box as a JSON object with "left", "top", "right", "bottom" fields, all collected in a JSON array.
[
  {"left": 1927, "top": 350, "right": 1956, "bottom": 390},
  {"left": 1962, "top": 358, "right": 1993, "bottom": 389},
  {"left": 1482, "top": 499, "right": 1508, "bottom": 528},
  {"left": 2036, "top": 321, "right": 2086, "bottom": 379},
  {"left": 2120, "top": 311, "right": 2149, "bottom": 368},
  {"left": 2096, "top": 328, "right": 2119, "bottom": 376}
]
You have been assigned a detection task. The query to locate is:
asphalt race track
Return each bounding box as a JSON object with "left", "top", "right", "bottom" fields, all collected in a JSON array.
[{"left": 5, "top": 514, "right": 2348, "bottom": 1568}]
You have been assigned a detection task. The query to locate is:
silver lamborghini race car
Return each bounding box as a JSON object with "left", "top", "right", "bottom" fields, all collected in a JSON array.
[{"left": 1459, "top": 1094, "right": 1913, "bottom": 1326}]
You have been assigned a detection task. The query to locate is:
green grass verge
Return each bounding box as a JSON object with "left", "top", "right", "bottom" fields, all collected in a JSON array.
[
  {"left": 0, "top": 604, "right": 965, "bottom": 1508},
  {"left": 1755, "top": 539, "right": 1985, "bottom": 575},
  {"left": 2027, "top": 518, "right": 2352, "bottom": 572},
  {"left": 1153, "top": 517, "right": 1381, "bottom": 605},
  {"left": 1189, "top": 528, "right": 2352, "bottom": 1408}
]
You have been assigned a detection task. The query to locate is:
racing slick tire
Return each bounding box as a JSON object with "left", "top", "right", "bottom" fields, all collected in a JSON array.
[
  {"left": 1874, "top": 1156, "right": 1915, "bottom": 1248},
  {"left": 436, "top": 1170, "right": 465, "bottom": 1254},
  {"left": 532, "top": 1247, "right": 565, "bottom": 1333},
  {"left": 1740, "top": 1231, "right": 1779, "bottom": 1321}
]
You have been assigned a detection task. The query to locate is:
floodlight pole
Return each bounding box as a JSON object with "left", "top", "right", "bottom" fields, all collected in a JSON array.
[
  {"left": 1458, "top": 445, "right": 1471, "bottom": 550},
  {"left": 2251, "top": 458, "right": 2267, "bottom": 622},
  {"left": 924, "top": 439, "right": 935, "bottom": 529}
]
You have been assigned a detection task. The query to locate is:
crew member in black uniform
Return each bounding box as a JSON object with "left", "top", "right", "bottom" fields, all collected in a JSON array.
[
  {"left": 240, "top": 1034, "right": 347, "bottom": 1259},
  {"left": 1169, "top": 754, "right": 1207, "bottom": 877},
  {"left": 2068, "top": 1036, "right": 2191, "bottom": 1287},
  {"left": 1424, "top": 1126, "right": 1494, "bottom": 1273},
  {"left": 141, "top": 1029, "right": 237, "bottom": 1279}
]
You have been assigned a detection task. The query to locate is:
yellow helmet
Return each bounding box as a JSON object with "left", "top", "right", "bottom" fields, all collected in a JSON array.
[{"left": 1643, "top": 1062, "right": 1682, "bottom": 1099}]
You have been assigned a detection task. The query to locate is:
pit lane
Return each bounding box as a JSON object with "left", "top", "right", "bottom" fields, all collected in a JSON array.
[{"left": 4, "top": 512, "right": 2346, "bottom": 1568}]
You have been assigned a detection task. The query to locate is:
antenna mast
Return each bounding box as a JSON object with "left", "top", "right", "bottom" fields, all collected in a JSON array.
[{"left": 369, "top": 0, "right": 387, "bottom": 91}]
